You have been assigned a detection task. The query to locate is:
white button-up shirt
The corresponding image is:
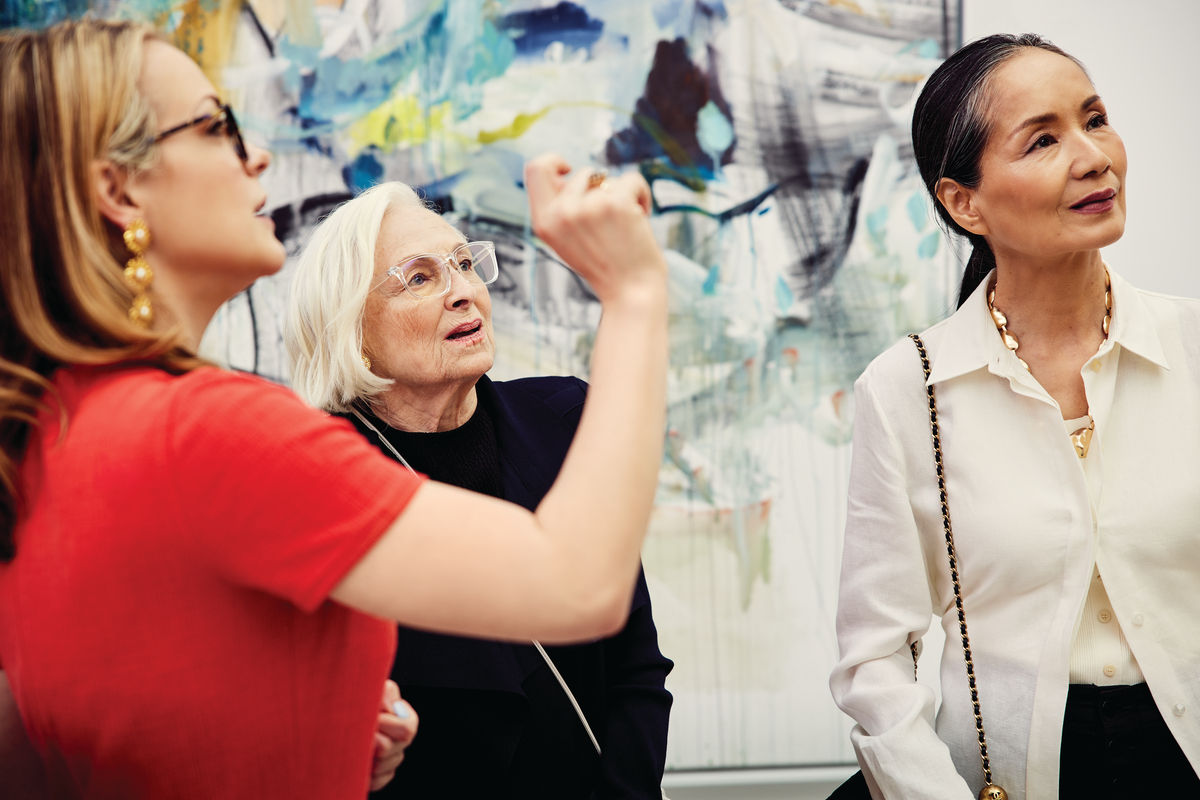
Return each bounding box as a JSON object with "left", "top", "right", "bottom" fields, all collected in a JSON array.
[{"left": 829, "top": 268, "right": 1200, "bottom": 800}]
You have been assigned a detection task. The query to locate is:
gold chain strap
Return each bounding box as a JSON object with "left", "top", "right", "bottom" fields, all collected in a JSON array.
[{"left": 909, "top": 334, "right": 1008, "bottom": 800}]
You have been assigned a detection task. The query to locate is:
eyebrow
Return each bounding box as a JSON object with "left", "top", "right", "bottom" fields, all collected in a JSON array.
[{"left": 1008, "top": 94, "right": 1103, "bottom": 139}]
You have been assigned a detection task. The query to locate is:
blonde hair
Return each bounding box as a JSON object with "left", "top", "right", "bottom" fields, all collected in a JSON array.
[
  {"left": 0, "top": 19, "right": 205, "bottom": 558},
  {"left": 285, "top": 182, "right": 430, "bottom": 412}
]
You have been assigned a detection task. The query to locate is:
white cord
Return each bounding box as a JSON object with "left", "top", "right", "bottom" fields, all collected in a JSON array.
[{"left": 531, "top": 640, "right": 602, "bottom": 755}]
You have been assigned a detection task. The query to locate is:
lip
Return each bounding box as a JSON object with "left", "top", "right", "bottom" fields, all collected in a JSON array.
[
  {"left": 445, "top": 319, "right": 484, "bottom": 341},
  {"left": 1070, "top": 188, "right": 1117, "bottom": 212}
]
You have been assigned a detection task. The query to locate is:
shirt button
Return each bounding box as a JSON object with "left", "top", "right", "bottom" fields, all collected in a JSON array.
[
  {"left": 1103, "top": 665, "right": 1116, "bottom": 678},
  {"left": 1090, "top": 360, "right": 1103, "bottom": 372},
  {"left": 1175, "top": 704, "right": 1187, "bottom": 717},
  {"left": 1098, "top": 609, "right": 1113, "bottom": 623},
  {"left": 1132, "top": 613, "right": 1145, "bottom": 626}
]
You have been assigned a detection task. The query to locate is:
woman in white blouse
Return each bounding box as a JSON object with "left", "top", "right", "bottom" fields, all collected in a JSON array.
[{"left": 830, "top": 34, "right": 1200, "bottom": 800}]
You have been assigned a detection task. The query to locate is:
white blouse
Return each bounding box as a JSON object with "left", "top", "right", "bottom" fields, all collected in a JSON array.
[{"left": 829, "top": 268, "right": 1200, "bottom": 800}]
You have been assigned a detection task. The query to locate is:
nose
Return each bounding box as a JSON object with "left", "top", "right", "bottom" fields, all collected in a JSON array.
[
  {"left": 443, "top": 263, "right": 483, "bottom": 309},
  {"left": 1071, "top": 130, "right": 1111, "bottom": 179},
  {"left": 243, "top": 142, "right": 271, "bottom": 177}
]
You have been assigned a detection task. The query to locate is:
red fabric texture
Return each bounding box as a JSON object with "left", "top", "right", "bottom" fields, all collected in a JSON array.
[{"left": 0, "top": 365, "right": 424, "bottom": 798}]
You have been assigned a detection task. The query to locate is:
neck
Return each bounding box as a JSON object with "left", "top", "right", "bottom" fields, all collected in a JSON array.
[
  {"left": 371, "top": 380, "right": 480, "bottom": 433},
  {"left": 989, "top": 250, "right": 1108, "bottom": 342}
]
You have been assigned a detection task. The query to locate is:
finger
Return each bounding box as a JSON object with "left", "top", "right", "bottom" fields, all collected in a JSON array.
[
  {"left": 524, "top": 153, "right": 571, "bottom": 209},
  {"left": 380, "top": 679, "right": 401, "bottom": 710},
  {"left": 604, "top": 172, "right": 652, "bottom": 215},
  {"left": 376, "top": 712, "right": 417, "bottom": 744}
]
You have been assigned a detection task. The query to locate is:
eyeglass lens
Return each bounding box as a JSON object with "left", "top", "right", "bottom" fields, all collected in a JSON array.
[{"left": 395, "top": 242, "right": 498, "bottom": 298}]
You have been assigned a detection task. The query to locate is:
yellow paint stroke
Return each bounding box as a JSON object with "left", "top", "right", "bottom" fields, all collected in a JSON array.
[
  {"left": 154, "top": 0, "right": 242, "bottom": 88},
  {"left": 347, "top": 94, "right": 457, "bottom": 154},
  {"left": 280, "top": 0, "right": 322, "bottom": 49},
  {"left": 474, "top": 101, "right": 611, "bottom": 144}
]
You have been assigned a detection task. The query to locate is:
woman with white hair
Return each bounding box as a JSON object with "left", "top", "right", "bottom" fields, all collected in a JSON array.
[
  {"left": 285, "top": 181, "right": 673, "bottom": 800},
  {"left": 0, "top": 19, "right": 668, "bottom": 798}
]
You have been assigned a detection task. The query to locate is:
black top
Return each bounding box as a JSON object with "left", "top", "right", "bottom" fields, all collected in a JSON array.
[
  {"left": 345, "top": 375, "right": 673, "bottom": 800},
  {"left": 357, "top": 393, "right": 503, "bottom": 499}
]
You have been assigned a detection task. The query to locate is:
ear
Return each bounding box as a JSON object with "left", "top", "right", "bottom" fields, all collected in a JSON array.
[
  {"left": 935, "top": 177, "right": 989, "bottom": 237},
  {"left": 91, "top": 159, "right": 144, "bottom": 231}
]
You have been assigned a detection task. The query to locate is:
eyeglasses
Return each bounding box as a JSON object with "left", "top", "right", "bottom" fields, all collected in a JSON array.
[
  {"left": 150, "top": 103, "right": 248, "bottom": 162},
  {"left": 375, "top": 241, "right": 500, "bottom": 300}
]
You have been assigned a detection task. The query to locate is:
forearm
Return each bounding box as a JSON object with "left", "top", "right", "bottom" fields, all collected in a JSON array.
[{"left": 534, "top": 284, "right": 668, "bottom": 625}]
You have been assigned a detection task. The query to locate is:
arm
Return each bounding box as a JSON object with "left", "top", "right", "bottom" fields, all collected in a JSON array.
[
  {"left": 594, "top": 568, "right": 673, "bottom": 800},
  {"left": 332, "top": 155, "right": 668, "bottom": 644},
  {"left": 828, "top": 367, "right": 973, "bottom": 800},
  {"left": 0, "top": 671, "right": 47, "bottom": 798}
]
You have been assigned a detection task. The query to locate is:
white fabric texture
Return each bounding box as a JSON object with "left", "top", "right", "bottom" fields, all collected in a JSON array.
[{"left": 829, "top": 268, "right": 1200, "bottom": 800}]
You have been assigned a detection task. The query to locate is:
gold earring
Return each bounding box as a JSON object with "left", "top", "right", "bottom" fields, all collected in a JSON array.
[
  {"left": 122, "top": 219, "right": 153, "bottom": 327},
  {"left": 361, "top": 354, "right": 372, "bottom": 370}
]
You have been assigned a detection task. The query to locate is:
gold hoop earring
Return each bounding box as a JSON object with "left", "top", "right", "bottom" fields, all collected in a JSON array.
[
  {"left": 361, "top": 354, "right": 372, "bottom": 370},
  {"left": 122, "top": 219, "right": 153, "bottom": 327}
]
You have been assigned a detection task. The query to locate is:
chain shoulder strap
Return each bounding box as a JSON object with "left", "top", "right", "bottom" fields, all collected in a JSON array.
[{"left": 909, "top": 334, "right": 1008, "bottom": 800}]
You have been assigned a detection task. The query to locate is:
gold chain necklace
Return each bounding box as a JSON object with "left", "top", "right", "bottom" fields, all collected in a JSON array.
[{"left": 986, "top": 271, "right": 1112, "bottom": 459}]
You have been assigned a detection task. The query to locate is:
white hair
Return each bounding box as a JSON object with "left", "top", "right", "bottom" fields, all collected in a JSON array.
[{"left": 284, "top": 181, "right": 428, "bottom": 412}]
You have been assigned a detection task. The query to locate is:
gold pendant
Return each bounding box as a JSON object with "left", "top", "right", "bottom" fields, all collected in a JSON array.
[
  {"left": 979, "top": 784, "right": 1008, "bottom": 800},
  {"left": 1069, "top": 424, "right": 1094, "bottom": 459}
]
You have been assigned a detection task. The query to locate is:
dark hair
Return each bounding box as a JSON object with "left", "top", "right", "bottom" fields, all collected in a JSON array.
[{"left": 912, "top": 34, "right": 1084, "bottom": 306}]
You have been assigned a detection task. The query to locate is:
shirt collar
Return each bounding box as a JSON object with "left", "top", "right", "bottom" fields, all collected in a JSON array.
[{"left": 925, "top": 265, "right": 1169, "bottom": 387}]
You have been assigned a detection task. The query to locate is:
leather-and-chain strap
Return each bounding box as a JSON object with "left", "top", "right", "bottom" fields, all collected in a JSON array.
[{"left": 909, "top": 333, "right": 1008, "bottom": 800}]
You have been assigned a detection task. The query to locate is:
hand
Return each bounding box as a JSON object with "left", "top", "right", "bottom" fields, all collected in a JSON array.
[
  {"left": 369, "top": 680, "right": 418, "bottom": 791},
  {"left": 524, "top": 153, "right": 667, "bottom": 306}
]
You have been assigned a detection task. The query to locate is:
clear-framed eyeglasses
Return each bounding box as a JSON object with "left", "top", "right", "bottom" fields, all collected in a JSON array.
[{"left": 374, "top": 241, "right": 500, "bottom": 300}]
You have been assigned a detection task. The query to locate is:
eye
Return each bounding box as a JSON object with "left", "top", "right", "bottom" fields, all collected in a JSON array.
[
  {"left": 205, "top": 113, "right": 232, "bottom": 137},
  {"left": 457, "top": 257, "right": 475, "bottom": 272},
  {"left": 1028, "top": 133, "right": 1056, "bottom": 152},
  {"left": 1086, "top": 112, "right": 1108, "bottom": 130}
]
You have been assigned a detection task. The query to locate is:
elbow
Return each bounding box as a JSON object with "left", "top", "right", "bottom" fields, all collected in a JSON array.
[{"left": 549, "top": 579, "right": 631, "bottom": 642}]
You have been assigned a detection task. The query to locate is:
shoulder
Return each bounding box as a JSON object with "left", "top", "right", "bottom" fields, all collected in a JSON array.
[{"left": 485, "top": 375, "right": 587, "bottom": 418}]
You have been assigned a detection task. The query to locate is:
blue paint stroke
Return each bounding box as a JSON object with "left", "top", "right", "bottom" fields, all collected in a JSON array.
[
  {"left": 278, "top": 4, "right": 514, "bottom": 139},
  {"left": 917, "top": 230, "right": 940, "bottom": 259},
  {"left": 495, "top": 1, "right": 603, "bottom": 56},
  {"left": 866, "top": 206, "right": 889, "bottom": 238},
  {"left": 697, "top": 100, "right": 734, "bottom": 168},
  {"left": 905, "top": 191, "right": 927, "bottom": 231},
  {"left": 342, "top": 149, "right": 384, "bottom": 194},
  {"left": 702, "top": 264, "right": 720, "bottom": 296},
  {"left": 774, "top": 275, "right": 794, "bottom": 315},
  {"left": 2, "top": 0, "right": 88, "bottom": 28}
]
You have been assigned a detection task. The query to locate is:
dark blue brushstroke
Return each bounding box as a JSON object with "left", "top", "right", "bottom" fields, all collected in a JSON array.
[
  {"left": 606, "top": 38, "right": 735, "bottom": 178},
  {"left": 496, "top": 1, "right": 603, "bottom": 55},
  {"left": 342, "top": 148, "right": 385, "bottom": 195},
  {"left": 2, "top": 0, "right": 88, "bottom": 28}
]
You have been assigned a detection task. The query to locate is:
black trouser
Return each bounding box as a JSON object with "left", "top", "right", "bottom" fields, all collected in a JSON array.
[{"left": 1060, "top": 683, "right": 1199, "bottom": 797}]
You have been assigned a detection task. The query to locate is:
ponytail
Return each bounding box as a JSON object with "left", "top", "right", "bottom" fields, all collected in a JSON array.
[{"left": 957, "top": 237, "right": 996, "bottom": 307}]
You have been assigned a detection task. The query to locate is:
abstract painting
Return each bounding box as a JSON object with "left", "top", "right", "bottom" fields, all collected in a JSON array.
[{"left": 4, "top": 0, "right": 962, "bottom": 769}]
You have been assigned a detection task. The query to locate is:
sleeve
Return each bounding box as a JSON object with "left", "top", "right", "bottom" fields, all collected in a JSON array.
[
  {"left": 164, "top": 370, "right": 426, "bottom": 612},
  {"left": 828, "top": 365, "right": 973, "bottom": 800},
  {"left": 594, "top": 566, "right": 673, "bottom": 800}
]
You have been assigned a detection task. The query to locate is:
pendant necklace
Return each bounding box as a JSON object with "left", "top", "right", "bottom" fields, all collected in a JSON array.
[{"left": 986, "top": 271, "right": 1112, "bottom": 459}]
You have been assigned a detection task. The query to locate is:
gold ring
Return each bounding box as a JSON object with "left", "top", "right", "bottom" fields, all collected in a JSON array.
[{"left": 587, "top": 170, "right": 607, "bottom": 189}]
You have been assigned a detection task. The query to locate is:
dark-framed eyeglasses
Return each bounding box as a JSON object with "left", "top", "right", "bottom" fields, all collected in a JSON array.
[
  {"left": 150, "top": 103, "right": 248, "bottom": 162},
  {"left": 374, "top": 241, "right": 500, "bottom": 300}
]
